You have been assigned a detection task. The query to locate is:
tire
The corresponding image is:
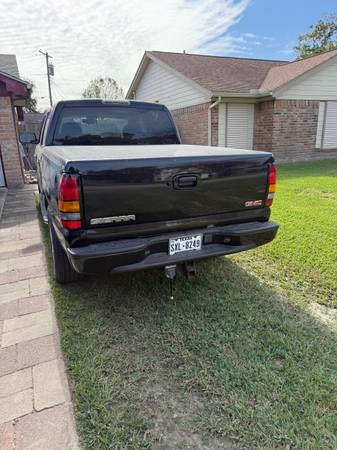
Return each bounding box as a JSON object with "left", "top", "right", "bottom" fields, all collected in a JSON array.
[{"left": 48, "top": 215, "right": 82, "bottom": 284}]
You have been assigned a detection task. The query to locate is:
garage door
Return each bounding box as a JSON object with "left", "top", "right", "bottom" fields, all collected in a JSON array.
[
  {"left": 218, "top": 103, "right": 254, "bottom": 149},
  {"left": 316, "top": 101, "right": 337, "bottom": 149}
]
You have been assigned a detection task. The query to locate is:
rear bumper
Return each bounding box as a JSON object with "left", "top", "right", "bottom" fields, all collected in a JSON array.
[{"left": 65, "top": 220, "right": 279, "bottom": 275}]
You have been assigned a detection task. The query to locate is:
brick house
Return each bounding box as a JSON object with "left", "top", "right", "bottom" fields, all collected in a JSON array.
[
  {"left": 0, "top": 54, "right": 29, "bottom": 187},
  {"left": 127, "top": 50, "right": 337, "bottom": 161}
]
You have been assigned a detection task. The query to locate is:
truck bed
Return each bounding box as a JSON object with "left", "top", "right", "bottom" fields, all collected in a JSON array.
[{"left": 43, "top": 144, "right": 273, "bottom": 232}]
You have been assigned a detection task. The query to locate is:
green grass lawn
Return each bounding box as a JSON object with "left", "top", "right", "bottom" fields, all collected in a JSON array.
[
  {"left": 40, "top": 159, "right": 337, "bottom": 450},
  {"left": 234, "top": 159, "right": 337, "bottom": 307}
]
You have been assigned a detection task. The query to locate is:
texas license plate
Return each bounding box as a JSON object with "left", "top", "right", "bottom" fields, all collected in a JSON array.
[{"left": 169, "top": 234, "right": 202, "bottom": 255}]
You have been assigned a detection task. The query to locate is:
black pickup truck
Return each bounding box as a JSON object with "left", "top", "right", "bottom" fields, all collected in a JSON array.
[{"left": 32, "top": 99, "right": 278, "bottom": 283}]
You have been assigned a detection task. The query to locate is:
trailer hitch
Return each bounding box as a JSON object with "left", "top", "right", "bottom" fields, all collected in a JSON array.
[
  {"left": 164, "top": 264, "right": 177, "bottom": 300},
  {"left": 164, "top": 261, "right": 197, "bottom": 299}
]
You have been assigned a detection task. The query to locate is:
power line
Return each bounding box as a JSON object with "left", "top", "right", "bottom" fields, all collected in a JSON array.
[
  {"left": 50, "top": 80, "right": 65, "bottom": 101},
  {"left": 39, "top": 50, "right": 54, "bottom": 107}
]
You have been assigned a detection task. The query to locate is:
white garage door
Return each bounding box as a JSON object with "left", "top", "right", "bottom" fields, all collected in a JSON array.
[
  {"left": 218, "top": 103, "right": 254, "bottom": 149},
  {"left": 316, "top": 101, "right": 337, "bottom": 149}
]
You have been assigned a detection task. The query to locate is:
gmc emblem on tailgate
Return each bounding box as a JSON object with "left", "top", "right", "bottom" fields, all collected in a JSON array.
[
  {"left": 245, "top": 200, "right": 263, "bottom": 207},
  {"left": 90, "top": 215, "right": 136, "bottom": 225}
]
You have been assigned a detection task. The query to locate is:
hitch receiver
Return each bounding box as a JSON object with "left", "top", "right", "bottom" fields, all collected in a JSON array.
[
  {"left": 165, "top": 264, "right": 177, "bottom": 280},
  {"left": 164, "top": 265, "right": 177, "bottom": 300}
]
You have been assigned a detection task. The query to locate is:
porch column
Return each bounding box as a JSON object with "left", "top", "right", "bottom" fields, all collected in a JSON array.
[{"left": 0, "top": 95, "right": 24, "bottom": 187}]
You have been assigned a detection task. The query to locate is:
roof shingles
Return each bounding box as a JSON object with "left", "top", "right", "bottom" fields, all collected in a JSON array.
[
  {"left": 147, "top": 49, "right": 337, "bottom": 95},
  {"left": 260, "top": 48, "right": 337, "bottom": 91},
  {"left": 149, "top": 51, "right": 287, "bottom": 93}
]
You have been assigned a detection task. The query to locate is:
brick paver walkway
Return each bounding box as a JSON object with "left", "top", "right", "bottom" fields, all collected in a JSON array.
[{"left": 0, "top": 185, "right": 79, "bottom": 450}]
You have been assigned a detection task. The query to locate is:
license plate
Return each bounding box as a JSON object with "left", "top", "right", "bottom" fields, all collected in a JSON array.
[{"left": 169, "top": 234, "right": 202, "bottom": 255}]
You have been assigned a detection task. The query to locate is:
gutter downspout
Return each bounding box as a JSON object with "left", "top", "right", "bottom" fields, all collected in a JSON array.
[{"left": 208, "top": 96, "right": 221, "bottom": 146}]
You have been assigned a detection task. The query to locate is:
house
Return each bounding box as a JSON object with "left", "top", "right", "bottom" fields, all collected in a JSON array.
[
  {"left": 0, "top": 54, "right": 29, "bottom": 187},
  {"left": 127, "top": 49, "right": 337, "bottom": 161}
]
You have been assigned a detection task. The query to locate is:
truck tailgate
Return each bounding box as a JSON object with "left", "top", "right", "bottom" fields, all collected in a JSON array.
[{"left": 73, "top": 147, "right": 273, "bottom": 228}]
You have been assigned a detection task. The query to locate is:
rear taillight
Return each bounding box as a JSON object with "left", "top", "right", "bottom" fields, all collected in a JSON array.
[
  {"left": 266, "top": 164, "right": 276, "bottom": 207},
  {"left": 58, "top": 174, "right": 82, "bottom": 230}
]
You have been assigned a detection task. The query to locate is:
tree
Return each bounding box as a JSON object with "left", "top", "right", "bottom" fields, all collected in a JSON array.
[
  {"left": 82, "top": 76, "right": 124, "bottom": 100},
  {"left": 24, "top": 79, "right": 38, "bottom": 112},
  {"left": 294, "top": 14, "right": 337, "bottom": 59}
]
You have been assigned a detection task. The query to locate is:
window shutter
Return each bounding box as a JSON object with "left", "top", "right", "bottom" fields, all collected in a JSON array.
[
  {"left": 315, "top": 102, "right": 325, "bottom": 148},
  {"left": 323, "top": 101, "right": 337, "bottom": 149}
]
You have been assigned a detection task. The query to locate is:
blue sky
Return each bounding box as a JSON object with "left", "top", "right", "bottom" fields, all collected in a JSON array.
[
  {"left": 0, "top": 0, "right": 335, "bottom": 109},
  {"left": 230, "top": 0, "right": 337, "bottom": 60}
]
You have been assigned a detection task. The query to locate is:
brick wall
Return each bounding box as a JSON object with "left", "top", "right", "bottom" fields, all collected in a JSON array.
[
  {"left": 171, "top": 102, "right": 210, "bottom": 145},
  {"left": 272, "top": 99, "right": 319, "bottom": 161},
  {"left": 173, "top": 99, "right": 336, "bottom": 162},
  {"left": 0, "top": 96, "right": 23, "bottom": 187},
  {"left": 253, "top": 99, "right": 337, "bottom": 161},
  {"left": 211, "top": 105, "right": 218, "bottom": 146},
  {"left": 253, "top": 100, "right": 274, "bottom": 152}
]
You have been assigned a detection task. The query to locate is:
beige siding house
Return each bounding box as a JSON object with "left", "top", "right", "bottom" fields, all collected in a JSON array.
[
  {"left": 136, "top": 60, "right": 208, "bottom": 109},
  {"left": 127, "top": 49, "right": 337, "bottom": 161}
]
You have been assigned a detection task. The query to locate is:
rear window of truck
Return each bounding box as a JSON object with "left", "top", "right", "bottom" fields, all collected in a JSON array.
[{"left": 52, "top": 105, "right": 179, "bottom": 145}]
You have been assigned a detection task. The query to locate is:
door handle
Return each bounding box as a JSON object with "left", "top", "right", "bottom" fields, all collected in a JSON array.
[{"left": 173, "top": 175, "right": 198, "bottom": 189}]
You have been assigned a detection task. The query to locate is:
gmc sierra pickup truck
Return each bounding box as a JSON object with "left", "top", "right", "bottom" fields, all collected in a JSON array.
[{"left": 32, "top": 99, "right": 278, "bottom": 283}]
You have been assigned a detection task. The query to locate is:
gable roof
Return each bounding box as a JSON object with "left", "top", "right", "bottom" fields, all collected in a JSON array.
[
  {"left": 260, "top": 48, "right": 337, "bottom": 91},
  {"left": 128, "top": 49, "right": 337, "bottom": 98},
  {"left": 148, "top": 51, "right": 287, "bottom": 93},
  {"left": 0, "top": 54, "right": 20, "bottom": 78}
]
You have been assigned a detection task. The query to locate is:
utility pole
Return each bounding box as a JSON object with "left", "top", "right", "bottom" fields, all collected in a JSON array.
[{"left": 39, "top": 50, "right": 53, "bottom": 107}]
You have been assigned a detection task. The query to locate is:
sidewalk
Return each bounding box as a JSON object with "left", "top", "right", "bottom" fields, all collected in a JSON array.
[{"left": 0, "top": 185, "right": 78, "bottom": 450}]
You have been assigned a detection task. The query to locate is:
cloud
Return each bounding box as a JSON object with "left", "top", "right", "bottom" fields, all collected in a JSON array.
[
  {"left": 243, "top": 32, "right": 256, "bottom": 38},
  {"left": 0, "top": 0, "right": 250, "bottom": 109}
]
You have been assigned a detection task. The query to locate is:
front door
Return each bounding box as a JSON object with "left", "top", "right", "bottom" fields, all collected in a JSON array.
[{"left": 0, "top": 153, "right": 6, "bottom": 187}]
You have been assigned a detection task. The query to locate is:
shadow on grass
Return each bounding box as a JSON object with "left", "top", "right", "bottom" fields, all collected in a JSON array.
[{"left": 39, "top": 215, "right": 337, "bottom": 450}]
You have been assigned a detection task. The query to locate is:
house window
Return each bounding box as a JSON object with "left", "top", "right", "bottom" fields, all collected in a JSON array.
[{"left": 316, "top": 101, "right": 337, "bottom": 150}]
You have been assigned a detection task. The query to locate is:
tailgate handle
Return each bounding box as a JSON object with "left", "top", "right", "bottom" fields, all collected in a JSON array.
[{"left": 173, "top": 175, "right": 198, "bottom": 189}]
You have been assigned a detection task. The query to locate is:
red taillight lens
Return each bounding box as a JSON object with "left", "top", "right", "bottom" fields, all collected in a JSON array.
[
  {"left": 269, "top": 164, "right": 276, "bottom": 185},
  {"left": 59, "top": 174, "right": 79, "bottom": 201},
  {"left": 61, "top": 219, "right": 82, "bottom": 230},
  {"left": 58, "top": 174, "right": 82, "bottom": 230},
  {"left": 266, "top": 164, "right": 276, "bottom": 207}
]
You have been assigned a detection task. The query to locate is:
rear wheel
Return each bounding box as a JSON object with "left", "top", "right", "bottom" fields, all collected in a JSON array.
[{"left": 48, "top": 215, "right": 82, "bottom": 283}]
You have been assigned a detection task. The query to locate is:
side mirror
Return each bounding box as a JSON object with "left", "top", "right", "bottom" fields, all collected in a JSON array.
[{"left": 19, "top": 131, "right": 38, "bottom": 145}]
